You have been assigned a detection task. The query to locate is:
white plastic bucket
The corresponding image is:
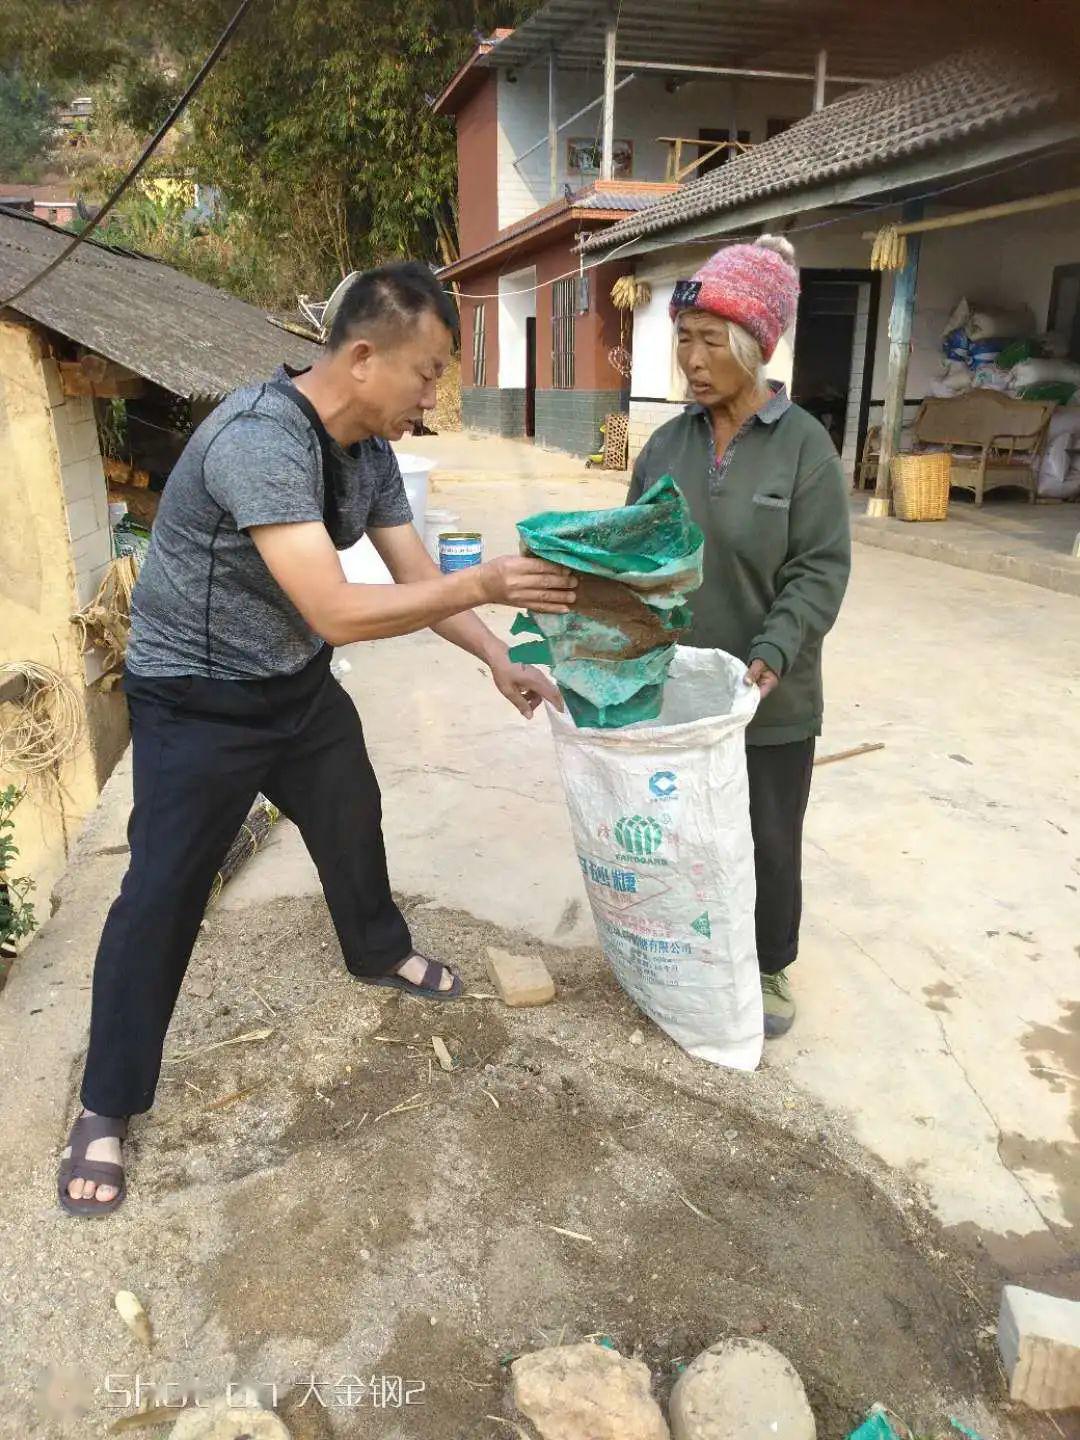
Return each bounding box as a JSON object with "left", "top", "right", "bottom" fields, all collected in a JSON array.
[
  {"left": 340, "top": 449, "right": 436, "bottom": 584},
  {"left": 424, "top": 508, "right": 459, "bottom": 563}
]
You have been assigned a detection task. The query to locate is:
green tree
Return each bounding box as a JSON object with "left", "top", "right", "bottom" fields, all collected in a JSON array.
[
  {"left": 0, "top": 70, "right": 54, "bottom": 180},
  {"left": 5, "top": 0, "right": 535, "bottom": 305}
]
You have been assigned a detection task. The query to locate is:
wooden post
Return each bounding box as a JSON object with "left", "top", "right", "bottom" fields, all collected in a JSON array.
[
  {"left": 813, "top": 49, "right": 827, "bottom": 111},
  {"left": 867, "top": 198, "right": 924, "bottom": 519},
  {"left": 548, "top": 50, "right": 559, "bottom": 201},
  {"left": 600, "top": 13, "right": 617, "bottom": 181}
]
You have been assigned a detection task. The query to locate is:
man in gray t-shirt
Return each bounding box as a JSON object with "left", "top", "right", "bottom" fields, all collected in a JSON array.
[
  {"left": 126, "top": 366, "right": 414, "bottom": 679},
  {"left": 59, "top": 262, "right": 578, "bottom": 1217}
]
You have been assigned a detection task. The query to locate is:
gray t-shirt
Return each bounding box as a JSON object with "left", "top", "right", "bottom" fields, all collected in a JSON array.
[{"left": 126, "top": 368, "right": 412, "bottom": 679}]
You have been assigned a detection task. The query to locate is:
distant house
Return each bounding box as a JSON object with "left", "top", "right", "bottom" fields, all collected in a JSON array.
[
  {"left": 55, "top": 95, "right": 93, "bottom": 135},
  {"left": 435, "top": 0, "right": 935, "bottom": 456},
  {"left": 0, "top": 184, "right": 78, "bottom": 227},
  {"left": 0, "top": 209, "right": 320, "bottom": 911}
]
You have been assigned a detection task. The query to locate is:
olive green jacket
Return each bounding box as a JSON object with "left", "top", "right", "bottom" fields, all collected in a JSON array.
[{"left": 629, "top": 387, "right": 850, "bottom": 745}]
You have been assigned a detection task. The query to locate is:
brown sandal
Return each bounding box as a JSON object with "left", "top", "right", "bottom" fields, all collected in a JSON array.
[
  {"left": 361, "top": 953, "right": 463, "bottom": 1002},
  {"left": 58, "top": 1112, "right": 128, "bottom": 1217}
]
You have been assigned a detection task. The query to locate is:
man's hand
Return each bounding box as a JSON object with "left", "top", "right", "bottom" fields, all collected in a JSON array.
[
  {"left": 489, "top": 651, "right": 563, "bottom": 718},
  {"left": 475, "top": 556, "right": 577, "bottom": 614},
  {"left": 745, "top": 657, "right": 780, "bottom": 698}
]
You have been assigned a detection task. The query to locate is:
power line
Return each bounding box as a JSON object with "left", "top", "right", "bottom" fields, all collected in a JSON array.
[{"left": 0, "top": 0, "right": 259, "bottom": 309}]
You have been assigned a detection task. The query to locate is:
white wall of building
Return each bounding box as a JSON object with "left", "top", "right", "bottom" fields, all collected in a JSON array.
[
  {"left": 496, "top": 68, "right": 852, "bottom": 229},
  {"left": 498, "top": 267, "right": 537, "bottom": 388}
]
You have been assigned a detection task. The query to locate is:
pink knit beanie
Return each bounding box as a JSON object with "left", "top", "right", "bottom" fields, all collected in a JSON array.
[{"left": 669, "top": 234, "right": 800, "bottom": 362}]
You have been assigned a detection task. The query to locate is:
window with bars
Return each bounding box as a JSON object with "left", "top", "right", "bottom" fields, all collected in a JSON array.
[
  {"left": 472, "top": 303, "right": 487, "bottom": 387},
  {"left": 552, "top": 278, "right": 576, "bottom": 389}
]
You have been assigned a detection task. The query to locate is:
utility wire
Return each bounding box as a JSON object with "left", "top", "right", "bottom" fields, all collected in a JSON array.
[{"left": 0, "top": 0, "right": 259, "bottom": 309}]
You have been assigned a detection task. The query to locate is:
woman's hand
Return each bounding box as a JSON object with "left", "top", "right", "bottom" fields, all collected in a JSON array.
[{"left": 745, "top": 658, "right": 780, "bottom": 699}]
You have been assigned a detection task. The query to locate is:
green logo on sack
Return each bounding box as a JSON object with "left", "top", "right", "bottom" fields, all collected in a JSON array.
[
  {"left": 691, "top": 912, "right": 712, "bottom": 938},
  {"left": 614, "top": 815, "right": 663, "bottom": 858}
]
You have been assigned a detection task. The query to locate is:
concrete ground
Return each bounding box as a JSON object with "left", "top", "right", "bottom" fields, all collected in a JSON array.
[
  {"left": 851, "top": 490, "right": 1080, "bottom": 598},
  {"left": 1, "top": 434, "right": 1078, "bottom": 1437}
]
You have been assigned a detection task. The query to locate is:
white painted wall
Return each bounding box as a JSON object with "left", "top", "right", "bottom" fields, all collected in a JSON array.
[
  {"left": 498, "top": 267, "right": 537, "bottom": 388},
  {"left": 496, "top": 68, "right": 849, "bottom": 229}
]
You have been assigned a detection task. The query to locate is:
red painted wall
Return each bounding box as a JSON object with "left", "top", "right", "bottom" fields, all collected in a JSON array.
[
  {"left": 533, "top": 237, "right": 633, "bottom": 391},
  {"left": 455, "top": 77, "right": 499, "bottom": 258},
  {"left": 458, "top": 264, "right": 499, "bottom": 388}
]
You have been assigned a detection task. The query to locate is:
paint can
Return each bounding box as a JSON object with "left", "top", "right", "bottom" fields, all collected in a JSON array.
[{"left": 439, "top": 532, "right": 483, "bottom": 573}]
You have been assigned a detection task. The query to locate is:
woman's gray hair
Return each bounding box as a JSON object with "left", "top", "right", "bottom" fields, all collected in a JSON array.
[{"left": 726, "top": 321, "right": 765, "bottom": 384}]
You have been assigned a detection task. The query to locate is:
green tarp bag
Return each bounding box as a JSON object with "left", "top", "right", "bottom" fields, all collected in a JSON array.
[{"left": 509, "top": 475, "right": 704, "bottom": 728}]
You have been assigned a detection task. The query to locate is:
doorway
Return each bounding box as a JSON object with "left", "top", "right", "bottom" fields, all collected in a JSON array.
[
  {"left": 791, "top": 269, "right": 880, "bottom": 480},
  {"left": 525, "top": 316, "right": 537, "bottom": 437}
]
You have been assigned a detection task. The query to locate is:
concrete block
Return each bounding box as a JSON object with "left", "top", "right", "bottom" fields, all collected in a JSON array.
[
  {"left": 998, "top": 1284, "right": 1080, "bottom": 1409},
  {"left": 485, "top": 946, "right": 555, "bottom": 1007},
  {"left": 75, "top": 554, "right": 111, "bottom": 608},
  {"left": 55, "top": 413, "right": 101, "bottom": 467},
  {"left": 61, "top": 455, "right": 104, "bottom": 505},
  {"left": 89, "top": 470, "right": 110, "bottom": 530},
  {"left": 42, "top": 358, "right": 65, "bottom": 408},
  {"left": 65, "top": 496, "right": 100, "bottom": 543}
]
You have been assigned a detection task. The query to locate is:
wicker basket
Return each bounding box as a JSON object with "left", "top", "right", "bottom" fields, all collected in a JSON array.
[{"left": 891, "top": 452, "right": 951, "bottom": 522}]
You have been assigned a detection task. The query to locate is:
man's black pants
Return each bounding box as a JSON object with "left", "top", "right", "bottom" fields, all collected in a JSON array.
[
  {"left": 746, "top": 738, "right": 815, "bottom": 976},
  {"left": 80, "top": 648, "right": 412, "bottom": 1117}
]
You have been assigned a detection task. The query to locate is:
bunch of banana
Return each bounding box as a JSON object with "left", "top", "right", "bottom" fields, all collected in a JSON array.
[{"left": 870, "top": 226, "right": 908, "bottom": 272}]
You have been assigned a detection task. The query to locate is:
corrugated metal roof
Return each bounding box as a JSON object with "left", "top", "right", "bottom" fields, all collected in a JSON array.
[
  {"left": 0, "top": 209, "right": 321, "bottom": 399},
  {"left": 583, "top": 49, "right": 1074, "bottom": 252},
  {"left": 483, "top": 0, "right": 952, "bottom": 78}
]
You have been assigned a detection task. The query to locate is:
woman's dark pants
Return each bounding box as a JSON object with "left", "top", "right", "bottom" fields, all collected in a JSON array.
[{"left": 746, "top": 738, "right": 815, "bottom": 976}]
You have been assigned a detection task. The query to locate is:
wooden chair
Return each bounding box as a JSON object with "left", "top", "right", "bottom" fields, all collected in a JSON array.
[
  {"left": 910, "top": 391, "right": 1055, "bottom": 505},
  {"left": 856, "top": 426, "right": 880, "bottom": 491}
]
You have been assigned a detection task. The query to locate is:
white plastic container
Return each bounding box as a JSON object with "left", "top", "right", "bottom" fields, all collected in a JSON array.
[
  {"left": 340, "top": 450, "right": 436, "bottom": 584},
  {"left": 424, "top": 507, "right": 460, "bottom": 563}
]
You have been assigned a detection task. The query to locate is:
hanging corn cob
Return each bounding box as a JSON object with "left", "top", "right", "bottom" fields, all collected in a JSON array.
[
  {"left": 610, "top": 275, "right": 653, "bottom": 309},
  {"left": 870, "top": 225, "right": 908, "bottom": 272}
]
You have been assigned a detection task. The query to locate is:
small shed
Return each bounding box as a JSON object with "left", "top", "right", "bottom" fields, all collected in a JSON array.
[{"left": 0, "top": 209, "right": 321, "bottom": 923}]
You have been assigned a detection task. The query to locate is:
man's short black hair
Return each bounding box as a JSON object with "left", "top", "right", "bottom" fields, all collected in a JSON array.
[{"left": 327, "top": 261, "right": 459, "bottom": 350}]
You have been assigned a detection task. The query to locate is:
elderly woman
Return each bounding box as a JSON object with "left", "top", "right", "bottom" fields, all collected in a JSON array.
[{"left": 628, "top": 236, "right": 850, "bottom": 1038}]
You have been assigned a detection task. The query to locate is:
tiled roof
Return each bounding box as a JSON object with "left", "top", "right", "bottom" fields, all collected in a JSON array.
[
  {"left": 573, "top": 189, "right": 676, "bottom": 212},
  {"left": 439, "top": 182, "right": 678, "bottom": 279},
  {"left": 0, "top": 209, "right": 320, "bottom": 399},
  {"left": 583, "top": 49, "right": 1073, "bottom": 252}
]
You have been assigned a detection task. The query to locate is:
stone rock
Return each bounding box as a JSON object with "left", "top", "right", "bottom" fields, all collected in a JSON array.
[
  {"left": 669, "top": 1338, "right": 815, "bottom": 1440},
  {"left": 485, "top": 946, "right": 555, "bottom": 1007},
  {"left": 169, "top": 1395, "right": 292, "bottom": 1439},
  {"left": 512, "top": 1342, "right": 670, "bottom": 1440}
]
